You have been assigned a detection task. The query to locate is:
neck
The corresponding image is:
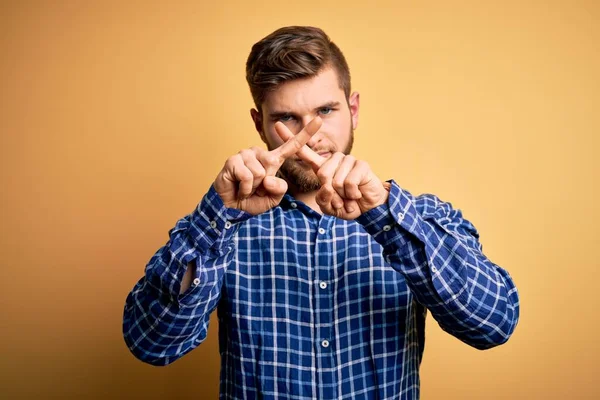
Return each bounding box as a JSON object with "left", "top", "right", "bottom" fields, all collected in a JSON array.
[
  {"left": 291, "top": 189, "right": 322, "bottom": 214},
  {"left": 284, "top": 178, "right": 323, "bottom": 215}
]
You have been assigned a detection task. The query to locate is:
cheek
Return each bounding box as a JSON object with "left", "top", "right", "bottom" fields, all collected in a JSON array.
[
  {"left": 263, "top": 127, "right": 285, "bottom": 150},
  {"left": 261, "top": 121, "right": 279, "bottom": 144},
  {"left": 327, "top": 114, "right": 352, "bottom": 139}
]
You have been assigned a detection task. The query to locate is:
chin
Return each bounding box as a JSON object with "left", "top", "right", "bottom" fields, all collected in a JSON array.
[{"left": 280, "top": 161, "right": 321, "bottom": 193}]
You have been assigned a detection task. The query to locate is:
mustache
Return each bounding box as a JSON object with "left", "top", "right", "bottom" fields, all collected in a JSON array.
[
  {"left": 312, "top": 147, "right": 334, "bottom": 153},
  {"left": 291, "top": 145, "right": 337, "bottom": 159}
]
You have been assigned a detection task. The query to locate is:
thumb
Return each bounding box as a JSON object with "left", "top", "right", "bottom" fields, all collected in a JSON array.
[{"left": 263, "top": 175, "right": 288, "bottom": 197}]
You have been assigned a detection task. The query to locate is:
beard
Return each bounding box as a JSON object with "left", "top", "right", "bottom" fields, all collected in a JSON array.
[{"left": 276, "top": 128, "right": 355, "bottom": 193}]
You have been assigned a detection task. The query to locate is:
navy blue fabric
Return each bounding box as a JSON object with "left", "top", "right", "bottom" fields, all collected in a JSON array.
[{"left": 123, "top": 180, "right": 519, "bottom": 399}]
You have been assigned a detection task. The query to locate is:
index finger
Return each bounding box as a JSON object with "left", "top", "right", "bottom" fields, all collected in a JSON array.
[
  {"left": 274, "top": 122, "right": 326, "bottom": 171},
  {"left": 271, "top": 117, "right": 323, "bottom": 161}
]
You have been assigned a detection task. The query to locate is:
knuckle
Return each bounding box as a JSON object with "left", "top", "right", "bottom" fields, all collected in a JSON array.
[
  {"left": 264, "top": 154, "right": 279, "bottom": 166},
  {"left": 224, "top": 156, "right": 237, "bottom": 168},
  {"left": 255, "top": 168, "right": 266, "bottom": 179},
  {"left": 238, "top": 150, "right": 254, "bottom": 162},
  {"left": 317, "top": 188, "right": 329, "bottom": 202},
  {"left": 345, "top": 179, "right": 357, "bottom": 188},
  {"left": 239, "top": 167, "right": 252, "bottom": 179},
  {"left": 333, "top": 177, "right": 345, "bottom": 190},
  {"left": 356, "top": 159, "right": 369, "bottom": 169},
  {"left": 316, "top": 169, "right": 329, "bottom": 181}
]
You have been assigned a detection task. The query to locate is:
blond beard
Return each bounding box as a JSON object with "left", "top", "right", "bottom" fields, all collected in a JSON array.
[{"left": 277, "top": 128, "right": 354, "bottom": 193}]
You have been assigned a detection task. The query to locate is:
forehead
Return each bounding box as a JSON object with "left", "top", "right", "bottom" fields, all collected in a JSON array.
[{"left": 261, "top": 67, "right": 346, "bottom": 113}]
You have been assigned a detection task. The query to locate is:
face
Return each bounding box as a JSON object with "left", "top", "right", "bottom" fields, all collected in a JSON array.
[{"left": 251, "top": 67, "right": 360, "bottom": 193}]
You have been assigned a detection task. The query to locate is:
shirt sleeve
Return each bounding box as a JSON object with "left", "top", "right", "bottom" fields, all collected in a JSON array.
[
  {"left": 122, "top": 184, "right": 252, "bottom": 366},
  {"left": 356, "top": 180, "right": 520, "bottom": 350}
]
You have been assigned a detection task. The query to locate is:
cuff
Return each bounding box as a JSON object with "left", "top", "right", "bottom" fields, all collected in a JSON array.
[
  {"left": 355, "top": 179, "right": 425, "bottom": 254},
  {"left": 176, "top": 185, "right": 253, "bottom": 305},
  {"left": 187, "top": 184, "right": 253, "bottom": 253}
]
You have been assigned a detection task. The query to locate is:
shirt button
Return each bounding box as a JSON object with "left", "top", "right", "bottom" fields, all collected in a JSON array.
[
  {"left": 224, "top": 221, "right": 232, "bottom": 229},
  {"left": 318, "top": 228, "right": 326, "bottom": 234},
  {"left": 383, "top": 225, "right": 392, "bottom": 232},
  {"left": 321, "top": 340, "right": 330, "bottom": 348},
  {"left": 192, "top": 277, "right": 200, "bottom": 286},
  {"left": 319, "top": 281, "right": 328, "bottom": 289},
  {"left": 210, "top": 221, "right": 217, "bottom": 229},
  {"left": 431, "top": 266, "right": 438, "bottom": 273},
  {"left": 398, "top": 212, "right": 405, "bottom": 220},
  {"left": 290, "top": 202, "right": 297, "bottom": 209}
]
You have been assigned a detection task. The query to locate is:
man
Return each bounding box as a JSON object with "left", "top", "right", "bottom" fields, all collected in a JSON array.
[{"left": 123, "top": 26, "right": 520, "bottom": 399}]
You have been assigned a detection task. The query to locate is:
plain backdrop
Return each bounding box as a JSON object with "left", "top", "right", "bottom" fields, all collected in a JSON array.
[{"left": 1, "top": 1, "right": 598, "bottom": 399}]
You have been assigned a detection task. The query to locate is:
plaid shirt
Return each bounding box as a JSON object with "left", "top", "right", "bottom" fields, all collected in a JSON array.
[{"left": 123, "top": 180, "right": 519, "bottom": 399}]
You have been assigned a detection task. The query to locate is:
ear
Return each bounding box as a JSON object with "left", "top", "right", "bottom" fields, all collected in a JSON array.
[
  {"left": 348, "top": 91, "right": 360, "bottom": 130},
  {"left": 250, "top": 108, "right": 267, "bottom": 144}
]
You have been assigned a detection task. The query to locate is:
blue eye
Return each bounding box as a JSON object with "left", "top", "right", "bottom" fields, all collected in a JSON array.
[
  {"left": 279, "top": 115, "right": 294, "bottom": 122},
  {"left": 319, "top": 108, "right": 333, "bottom": 115}
]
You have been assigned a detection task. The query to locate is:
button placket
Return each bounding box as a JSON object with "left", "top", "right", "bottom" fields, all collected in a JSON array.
[{"left": 313, "top": 216, "right": 334, "bottom": 379}]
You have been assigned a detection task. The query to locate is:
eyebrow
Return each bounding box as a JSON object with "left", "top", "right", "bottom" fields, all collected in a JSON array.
[{"left": 268, "top": 101, "right": 341, "bottom": 120}]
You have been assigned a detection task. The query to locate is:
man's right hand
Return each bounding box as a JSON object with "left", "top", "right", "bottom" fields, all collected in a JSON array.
[{"left": 213, "top": 117, "right": 322, "bottom": 215}]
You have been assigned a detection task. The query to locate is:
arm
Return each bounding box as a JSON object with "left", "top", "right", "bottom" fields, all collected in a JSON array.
[
  {"left": 122, "top": 186, "right": 251, "bottom": 366},
  {"left": 180, "top": 262, "right": 195, "bottom": 295},
  {"left": 123, "top": 119, "right": 324, "bottom": 366},
  {"left": 271, "top": 127, "right": 520, "bottom": 349},
  {"left": 356, "top": 180, "right": 520, "bottom": 349},
  {"left": 274, "top": 126, "right": 520, "bottom": 349}
]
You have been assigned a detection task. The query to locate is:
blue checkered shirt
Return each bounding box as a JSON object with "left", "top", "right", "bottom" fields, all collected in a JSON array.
[{"left": 123, "top": 180, "right": 519, "bottom": 399}]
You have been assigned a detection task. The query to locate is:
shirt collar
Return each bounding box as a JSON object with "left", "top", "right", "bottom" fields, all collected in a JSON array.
[{"left": 280, "top": 193, "right": 323, "bottom": 219}]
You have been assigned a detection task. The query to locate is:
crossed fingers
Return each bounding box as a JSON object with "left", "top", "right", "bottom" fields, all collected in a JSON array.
[
  {"left": 271, "top": 117, "right": 323, "bottom": 165},
  {"left": 225, "top": 117, "right": 323, "bottom": 199},
  {"left": 274, "top": 122, "right": 384, "bottom": 218},
  {"left": 216, "top": 115, "right": 386, "bottom": 217},
  {"left": 274, "top": 123, "right": 371, "bottom": 196}
]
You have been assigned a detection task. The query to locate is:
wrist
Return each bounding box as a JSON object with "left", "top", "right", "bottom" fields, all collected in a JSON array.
[
  {"left": 358, "top": 181, "right": 390, "bottom": 215},
  {"left": 374, "top": 181, "right": 391, "bottom": 208}
]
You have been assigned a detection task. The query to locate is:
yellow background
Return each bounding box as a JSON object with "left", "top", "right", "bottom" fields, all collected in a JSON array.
[{"left": 1, "top": 1, "right": 598, "bottom": 399}]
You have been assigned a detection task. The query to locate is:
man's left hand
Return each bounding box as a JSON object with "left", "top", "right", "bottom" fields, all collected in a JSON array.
[{"left": 275, "top": 121, "right": 390, "bottom": 220}]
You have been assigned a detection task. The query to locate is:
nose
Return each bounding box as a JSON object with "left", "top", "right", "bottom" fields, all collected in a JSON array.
[
  {"left": 306, "top": 131, "right": 323, "bottom": 149},
  {"left": 300, "top": 116, "right": 324, "bottom": 149}
]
